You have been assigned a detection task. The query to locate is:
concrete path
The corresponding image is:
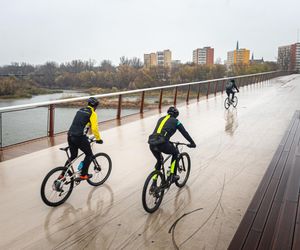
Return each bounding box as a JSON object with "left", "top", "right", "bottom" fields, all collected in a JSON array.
[{"left": 1, "top": 74, "right": 300, "bottom": 250}]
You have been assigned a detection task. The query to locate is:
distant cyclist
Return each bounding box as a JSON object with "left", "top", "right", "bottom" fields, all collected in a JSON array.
[
  {"left": 67, "top": 97, "right": 103, "bottom": 180},
  {"left": 225, "top": 79, "right": 239, "bottom": 103},
  {"left": 148, "top": 106, "right": 196, "bottom": 185}
]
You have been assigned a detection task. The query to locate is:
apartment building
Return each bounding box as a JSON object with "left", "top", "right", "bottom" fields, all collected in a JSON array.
[
  {"left": 227, "top": 48, "right": 250, "bottom": 66},
  {"left": 193, "top": 47, "right": 214, "bottom": 65},
  {"left": 278, "top": 43, "right": 300, "bottom": 72},
  {"left": 291, "top": 43, "right": 300, "bottom": 72},
  {"left": 144, "top": 50, "right": 172, "bottom": 68},
  {"left": 144, "top": 53, "right": 157, "bottom": 68},
  {"left": 226, "top": 41, "right": 250, "bottom": 67}
]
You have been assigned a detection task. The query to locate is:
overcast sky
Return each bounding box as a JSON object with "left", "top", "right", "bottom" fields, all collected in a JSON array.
[{"left": 0, "top": 0, "right": 299, "bottom": 66}]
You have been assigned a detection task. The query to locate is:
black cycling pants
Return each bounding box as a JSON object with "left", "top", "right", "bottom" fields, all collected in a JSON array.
[
  {"left": 226, "top": 89, "right": 235, "bottom": 100},
  {"left": 150, "top": 141, "right": 179, "bottom": 173},
  {"left": 67, "top": 135, "right": 93, "bottom": 175}
]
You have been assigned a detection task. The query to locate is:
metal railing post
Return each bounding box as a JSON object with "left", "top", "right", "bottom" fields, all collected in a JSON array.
[
  {"left": 240, "top": 78, "right": 243, "bottom": 87},
  {"left": 186, "top": 85, "right": 191, "bottom": 103},
  {"left": 221, "top": 80, "right": 225, "bottom": 93},
  {"left": 214, "top": 81, "right": 218, "bottom": 96},
  {"left": 158, "top": 89, "right": 163, "bottom": 110},
  {"left": 197, "top": 84, "right": 201, "bottom": 101},
  {"left": 174, "top": 87, "right": 178, "bottom": 106},
  {"left": 0, "top": 112, "right": 2, "bottom": 149},
  {"left": 206, "top": 82, "right": 210, "bottom": 98},
  {"left": 117, "top": 94, "right": 122, "bottom": 119},
  {"left": 48, "top": 104, "right": 55, "bottom": 137},
  {"left": 140, "top": 91, "right": 145, "bottom": 114}
]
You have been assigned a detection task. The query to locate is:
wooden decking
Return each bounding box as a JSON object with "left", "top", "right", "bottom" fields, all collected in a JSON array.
[{"left": 229, "top": 110, "right": 300, "bottom": 249}]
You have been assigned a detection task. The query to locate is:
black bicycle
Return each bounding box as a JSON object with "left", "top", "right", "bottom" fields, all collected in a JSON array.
[
  {"left": 142, "top": 142, "right": 191, "bottom": 213},
  {"left": 40, "top": 137, "right": 112, "bottom": 207},
  {"left": 224, "top": 95, "right": 238, "bottom": 109}
]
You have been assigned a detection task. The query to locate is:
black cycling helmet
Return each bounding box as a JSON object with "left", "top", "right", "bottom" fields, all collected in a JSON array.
[
  {"left": 87, "top": 97, "right": 99, "bottom": 109},
  {"left": 167, "top": 106, "right": 179, "bottom": 118}
]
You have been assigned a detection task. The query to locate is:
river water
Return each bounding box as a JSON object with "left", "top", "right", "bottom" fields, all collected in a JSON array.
[{"left": 0, "top": 91, "right": 138, "bottom": 146}]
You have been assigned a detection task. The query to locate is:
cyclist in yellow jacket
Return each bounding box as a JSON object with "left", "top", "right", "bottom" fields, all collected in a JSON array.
[{"left": 67, "top": 97, "right": 103, "bottom": 180}]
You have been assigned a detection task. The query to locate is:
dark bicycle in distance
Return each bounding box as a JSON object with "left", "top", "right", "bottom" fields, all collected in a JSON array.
[{"left": 224, "top": 92, "right": 238, "bottom": 109}]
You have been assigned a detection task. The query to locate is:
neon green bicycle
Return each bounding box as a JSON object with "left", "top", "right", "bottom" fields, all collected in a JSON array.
[{"left": 142, "top": 141, "right": 191, "bottom": 213}]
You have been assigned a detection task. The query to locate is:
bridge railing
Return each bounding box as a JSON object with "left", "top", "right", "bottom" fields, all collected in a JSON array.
[{"left": 0, "top": 71, "right": 289, "bottom": 148}]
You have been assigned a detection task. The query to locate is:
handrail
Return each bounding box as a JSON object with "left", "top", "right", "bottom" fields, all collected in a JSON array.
[
  {"left": 0, "top": 71, "right": 277, "bottom": 113},
  {"left": 0, "top": 70, "right": 290, "bottom": 148}
]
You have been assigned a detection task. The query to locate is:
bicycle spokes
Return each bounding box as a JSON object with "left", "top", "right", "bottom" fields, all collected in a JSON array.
[
  {"left": 93, "top": 160, "right": 101, "bottom": 173},
  {"left": 142, "top": 171, "right": 165, "bottom": 213}
]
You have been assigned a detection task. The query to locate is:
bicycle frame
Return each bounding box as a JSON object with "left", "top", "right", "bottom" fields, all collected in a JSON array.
[
  {"left": 158, "top": 142, "right": 187, "bottom": 180},
  {"left": 61, "top": 139, "right": 96, "bottom": 181}
]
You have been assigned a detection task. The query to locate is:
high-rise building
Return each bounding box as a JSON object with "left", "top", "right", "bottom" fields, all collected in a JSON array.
[
  {"left": 193, "top": 47, "right": 214, "bottom": 65},
  {"left": 144, "top": 53, "right": 157, "bottom": 68},
  {"left": 291, "top": 43, "right": 300, "bottom": 72},
  {"left": 227, "top": 41, "right": 250, "bottom": 66},
  {"left": 296, "top": 43, "right": 300, "bottom": 72},
  {"left": 278, "top": 45, "right": 291, "bottom": 71},
  {"left": 278, "top": 43, "right": 300, "bottom": 72},
  {"left": 144, "top": 50, "right": 172, "bottom": 68}
]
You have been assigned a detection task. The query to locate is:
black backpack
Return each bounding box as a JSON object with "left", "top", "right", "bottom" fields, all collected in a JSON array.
[
  {"left": 148, "top": 115, "right": 170, "bottom": 146},
  {"left": 226, "top": 81, "right": 233, "bottom": 90}
]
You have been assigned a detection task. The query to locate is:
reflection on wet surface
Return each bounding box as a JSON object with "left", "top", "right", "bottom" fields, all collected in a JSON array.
[
  {"left": 224, "top": 109, "right": 238, "bottom": 136},
  {"left": 0, "top": 75, "right": 300, "bottom": 249}
]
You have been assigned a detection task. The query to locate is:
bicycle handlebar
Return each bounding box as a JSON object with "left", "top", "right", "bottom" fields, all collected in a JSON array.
[{"left": 88, "top": 136, "right": 96, "bottom": 143}]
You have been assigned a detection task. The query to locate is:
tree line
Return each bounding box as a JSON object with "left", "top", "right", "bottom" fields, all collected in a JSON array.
[{"left": 0, "top": 58, "right": 278, "bottom": 97}]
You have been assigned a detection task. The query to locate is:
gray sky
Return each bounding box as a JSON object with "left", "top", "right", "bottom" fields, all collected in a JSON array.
[{"left": 1, "top": 0, "right": 299, "bottom": 66}]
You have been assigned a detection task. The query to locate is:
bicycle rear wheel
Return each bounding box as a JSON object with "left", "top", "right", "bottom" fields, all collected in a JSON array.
[
  {"left": 232, "top": 96, "right": 238, "bottom": 108},
  {"left": 142, "top": 170, "right": 165, "bottom": 213},
  {"left": 40, "top": 166, "right": 74, "bottom": 207},
  {"left": 224, "top": 97, "right": 230, "bottom": 109},
  {"left": 175, "top": 152, "right": 191, "bottom": 188},
  {"left": 87, "top": 153, "right": 112, "bottom": 186}
]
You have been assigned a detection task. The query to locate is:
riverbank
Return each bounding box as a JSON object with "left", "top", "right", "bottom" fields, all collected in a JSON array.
[
  {"left": 0, "top": 88, "right": 63, "bottom": 99},
  {"left": 57, "top": 87, "right": 201, "bottom": 109}
]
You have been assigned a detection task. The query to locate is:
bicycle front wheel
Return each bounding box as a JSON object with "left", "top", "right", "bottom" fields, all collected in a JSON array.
[
  {"left": 224, "top": 98, "right": 230, "bottom": 109},
  {"left": 40, "top": 166, "right": 74, "bottom": 207},
  {"left": 87, "top": 153, "right": 112, "bottom": 186},
  {"left": 232, "top": 96, "right": 238, "bottom": 108},
  {"left": 175, "top": 152, "right": 191, "bottom": 188},
  {"left": 142, "top": 170, "right": 165, "bottom": 213}
]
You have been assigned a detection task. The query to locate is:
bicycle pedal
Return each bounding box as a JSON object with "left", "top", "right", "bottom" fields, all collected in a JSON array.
[{"left": 74, "top": 178, "right": 82, "bottom": 184}]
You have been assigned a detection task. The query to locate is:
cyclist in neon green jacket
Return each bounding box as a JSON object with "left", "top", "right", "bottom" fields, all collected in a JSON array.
[{"left": 148, "top": 106, "right": 196, "bottom": 184}]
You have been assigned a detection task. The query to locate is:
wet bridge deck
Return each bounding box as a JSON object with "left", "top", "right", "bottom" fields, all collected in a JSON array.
[{"left": 1, "top": 74, "right": 300, "bottom": 249}]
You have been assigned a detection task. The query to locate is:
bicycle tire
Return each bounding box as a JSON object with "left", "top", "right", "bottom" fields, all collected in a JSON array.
[
  {"left": 40, "top": 166, "right": 74, "bottom": 207},
  {"left": 224, "top": 97, "right": 230, "bottom": 109},
  {"left": 87, "top": 153, "right": 112, "bottom": 186},
  {"left": 142, "top": 170, "right": 165, "bottom": 213},
  {"left": 175, "top": 152, "right": 191, "bottom": 188},
  {"left": 232, "top": 96, "right": 238, "bottom": 108}
]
